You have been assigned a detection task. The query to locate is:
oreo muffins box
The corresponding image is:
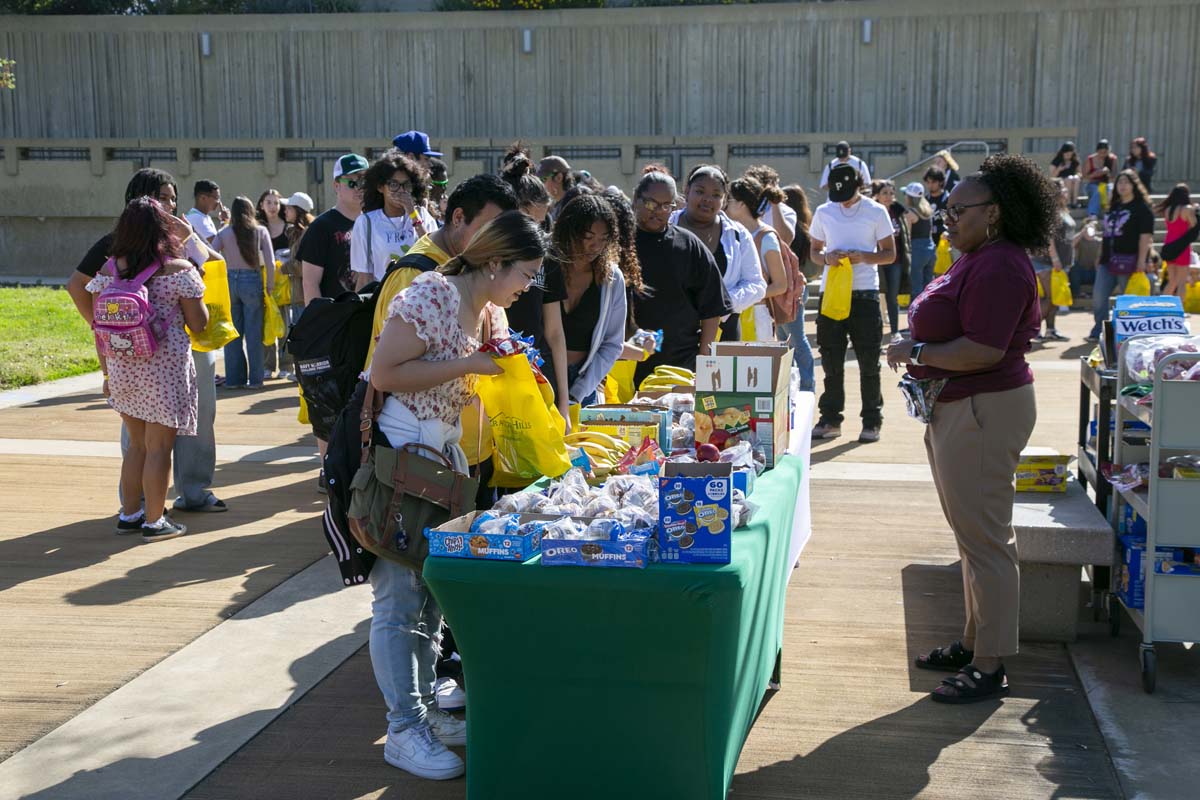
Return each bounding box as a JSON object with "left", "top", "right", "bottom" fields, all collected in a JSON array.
[{"left": 658, "top": 462, "right": 733, "bottom": 564}]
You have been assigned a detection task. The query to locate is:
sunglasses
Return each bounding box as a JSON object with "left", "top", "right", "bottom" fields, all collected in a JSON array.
[
  {"left": 339, "top": 177, "right": 365, "bottom": 190},
  {"left": 935, "top": 200, "right": 994, "bottom": 224}
]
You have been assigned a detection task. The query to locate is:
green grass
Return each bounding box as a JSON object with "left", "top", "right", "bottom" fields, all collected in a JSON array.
[{"left": 0, "top": 287, "right": 100, "bottom": 390}]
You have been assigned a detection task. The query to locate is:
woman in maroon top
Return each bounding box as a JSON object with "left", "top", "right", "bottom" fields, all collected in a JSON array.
[{"left": 886, "top": 154, "right": 1058, "bottom": 704}]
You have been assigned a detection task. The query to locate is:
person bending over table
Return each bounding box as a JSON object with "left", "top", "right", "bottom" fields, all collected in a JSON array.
[
  {"left": 886, "top": 154, "right": 1055, "bottom": 704},
  {"left": 367, "top": 211, "right": 549, "bottom": 779}
]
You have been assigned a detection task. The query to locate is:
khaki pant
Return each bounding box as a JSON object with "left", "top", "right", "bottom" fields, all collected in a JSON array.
[{"left": 924, "top": 383, "right": 1037, "bottom": 657}]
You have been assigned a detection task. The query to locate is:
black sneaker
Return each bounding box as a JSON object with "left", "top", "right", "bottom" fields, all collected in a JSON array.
[
  {"left": 317, "top": 469, "right": 327, "bottom": 495},
  {"left": 142, "top": 517, "right": 187, "bottom": 543},
  {"left": 115, "top": 513, "right": 145, "bottom": 535}
]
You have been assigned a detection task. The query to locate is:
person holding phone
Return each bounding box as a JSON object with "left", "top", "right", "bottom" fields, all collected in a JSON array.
[{"left": 186, "top": 180, "right": 229, "bottom": 244}]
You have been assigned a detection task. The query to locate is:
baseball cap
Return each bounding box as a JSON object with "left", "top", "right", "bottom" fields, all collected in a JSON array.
[
  {"left": 902, "top": 181, "right": 925, "bottom": 199},
  {"left": 333, "top": 153, "right": 369, "bottom": 179},
  {"left": 1096, "top": 138, "right": 1110, "bottom": 150},
  {"left": 392, "top": 130, "right": 442, "bottom": 158},
  {"left": 828, "top": 163, "right": 860, "bottom": 202},
  {"left": 285, "top": 191, "right": 314, "bottom": 212},
  {"left": 537, "top": 155, "right": 571, "bottom": 179},
  {"left": 835, "top": 140, "right": 851, "bottom": 159}
]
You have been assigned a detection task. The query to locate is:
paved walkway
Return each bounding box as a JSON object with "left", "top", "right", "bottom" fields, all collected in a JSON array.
[{"left": 2, "top": 308, "right": 1198, "bottom": 799}]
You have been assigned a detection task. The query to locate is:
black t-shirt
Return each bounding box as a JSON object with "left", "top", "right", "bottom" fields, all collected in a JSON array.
[
  {"left": 505, "top": 258, "right": 566, "bottom": 347},
  {"left": 927, "top": 191, "right": 949, "bottom": 240},
  {"left": 295, "top": 208, "right": 355, "bottom": 298},
  {"left": 632, "top": 224, "right": 731, "bottom": 384},
  {"left": 1051, "top": 153, "right": 1079, "bottom": 177},
  {"left": 76, "top": 233, "right": 114, "bottom": 278},
  {"left": 1101, "top": 201, "right": 1155, "bottom": 262}
]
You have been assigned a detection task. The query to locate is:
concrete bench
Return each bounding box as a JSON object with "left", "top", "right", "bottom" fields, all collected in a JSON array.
[{"left": 1013, "top": 479, "right": 1114, "bottom": 642}]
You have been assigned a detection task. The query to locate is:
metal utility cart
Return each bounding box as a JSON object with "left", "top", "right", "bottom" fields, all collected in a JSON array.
[
  {"left": 1078, "top": 358, "right": 1118, "bottom": 617},
  {"left": 1110, "top": 337, "right": 1200, "bottom": 693}
]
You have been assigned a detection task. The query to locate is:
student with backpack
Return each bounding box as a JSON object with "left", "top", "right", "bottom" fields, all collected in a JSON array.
[
  {"left": 724, "top": 176, "right": 796, "bottom": 340},
  {"left": 87, "top": 198, "right": 209, "bottom": 542}
]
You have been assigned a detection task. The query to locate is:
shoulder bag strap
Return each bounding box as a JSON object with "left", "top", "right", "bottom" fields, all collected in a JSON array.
[
  {"left": 359, "top": 386, "right": 385, "bottom": 466},
  {"left": 366, "top": 212, "right": 374, "bottom": 276}
]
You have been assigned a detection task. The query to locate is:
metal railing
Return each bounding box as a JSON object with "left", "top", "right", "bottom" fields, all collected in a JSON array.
[{"left": 884, "top": 140, "right": 992, "bottom": 182}]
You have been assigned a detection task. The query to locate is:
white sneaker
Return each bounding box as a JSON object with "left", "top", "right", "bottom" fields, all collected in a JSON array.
[
  {"left": 436, "top": 677, "right": 466, "bottom": 712},
  {"left": 426, "top": 707, "right": 467, "bottom": 746},
  {"left": 383, "top": 723, "right": 464, "bottom": 780}
]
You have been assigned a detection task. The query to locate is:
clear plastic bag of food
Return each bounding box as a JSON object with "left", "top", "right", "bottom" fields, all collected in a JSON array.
[
  {"left": 615, "top": 505, "right": 657, "bottom": 532},
  {"left": 623, "top": 483, "right": 659, "bottom": 512},
  {"left": 542, "top": 516, "right": 587, "bottom": 540},
  {"left": 585, "top": 518, "right": 626, "bottom": 540},
  {"left": 1124, "top": 335, "right": 1200, "bottom": 383},
  {"left": 584, "top": 494, "right": 620, "bottom": 517},
  {"left": 494, "top": 492, "right": 547, "bottom": 514},
  {"left": 718, "top": 440, "right": 755, "bottom": 469},
  {"left": 476, "top": 513, "right": 520, "bottom": 535}
]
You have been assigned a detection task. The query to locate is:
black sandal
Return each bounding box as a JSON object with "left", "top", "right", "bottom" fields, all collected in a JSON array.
[
  {"left": 931, "top": 664, "right": 1009, "bottom": 704},
  {"left": 915, "top": 640, "right": 974, "bottom": 672}
]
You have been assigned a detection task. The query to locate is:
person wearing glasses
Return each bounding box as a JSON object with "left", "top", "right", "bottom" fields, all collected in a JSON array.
[
  {"left": 553, "top": 193, "right": 628, "bottom": 406},
  {"left": 352, "top": 152, "right": 438, "bottom": 288},
  {"left": 537, "top": 155, "right": 577, "bottom": 221},
  {"left": 670, "top": 165, "right": 766, "bottom": 342},
  {"left": 885, "top": 154, "right": 1052, "bottom": 705},
  {"left": 628, "top": 172, "right": 729, "bottom": 388},
  {"left": 298, "top": 153, "right": 368, "bottom": 305}
]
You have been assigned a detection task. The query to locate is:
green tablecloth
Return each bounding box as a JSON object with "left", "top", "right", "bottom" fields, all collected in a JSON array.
[{"left": 423, "top": 456, "right": 803, "bottom": 800}]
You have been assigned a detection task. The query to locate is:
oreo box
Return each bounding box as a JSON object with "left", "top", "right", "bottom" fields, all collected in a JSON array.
[
  {"left": 541, "top": 531, "right": 655, "bottom": 569},
  {"left": 658, "top": 461, "right": 733, "bottom": 564},
  {"left": 1112, "top": 296, "right": 1188, "bottom": 346},
  {"left": 425, "top": 511, "right": 544, "bottom": 562}
]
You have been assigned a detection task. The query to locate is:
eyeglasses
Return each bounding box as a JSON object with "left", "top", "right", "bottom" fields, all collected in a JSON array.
[
  {"left": 385, "top": 179, "right": 413, "bottom": 193},
  {"left": 638, "top": 197, "right": 676, "bottom": 214},
  {"left": 935, "top": 200, "right": 994, "bottom": 224},
  {"left": 339, "top": 178, "right": 365, "bottom": 190}
]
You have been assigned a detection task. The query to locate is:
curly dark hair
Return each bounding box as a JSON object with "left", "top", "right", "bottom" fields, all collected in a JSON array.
[
  {"left": 600, "top": 188, "right": 645, "bottom": 296},
  {"left": 552, "top": 193, "right": 619, "bottom": 292},
  {"left": 971, "top": 153, "right": 1061, "bottom": 251},
  {"left": 362, "top": 152, "right": 428, "bottom": 213}
]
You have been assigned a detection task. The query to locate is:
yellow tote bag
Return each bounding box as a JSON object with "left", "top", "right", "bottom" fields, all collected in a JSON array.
[
  {"left": 606, "top": 360, "right": 638, "bottom": 405},
  {"left": 933, "top": 238, "right": 953, "bottom": 275},
  {"left": 476, "top": 353, "right": 571, "bottom": 488},
  {"left": 189, "top": 258, "right": 239, "bottom": 352},
  {"left": 1125, "top": 272, "right": 1151, "bottom": 296},
  {"left": 819, "top": 258, "right": 853, "bottom": 321},
  {"left": 1184, "top": 282, "right": 1200, "bottom": 314},
  {"left": 271, "top": 260, "right": 291, "bottom": 308},
  {"left": 1051, "top": 269, "right": 1073, "bottom": 307},
  {"left": 261, "top": 268, "right": 286, "bottom": 346},
  {"left": 1098, "top": 182, "right": 1110, "bottom": 213}
]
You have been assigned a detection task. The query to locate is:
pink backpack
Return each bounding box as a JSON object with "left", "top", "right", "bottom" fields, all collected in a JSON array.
[{"left": 92, "top": 258, "right": 176, "bottom": 358}]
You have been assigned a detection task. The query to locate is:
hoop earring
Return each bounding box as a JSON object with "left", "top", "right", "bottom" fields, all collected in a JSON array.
[{"left": 986, "top": 223, "right": 997, "bottom": 242}]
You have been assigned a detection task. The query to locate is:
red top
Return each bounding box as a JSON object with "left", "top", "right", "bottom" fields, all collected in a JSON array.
[
  {"left": 907, "top": 240, "right": 1040, "bottom": 402},
  {"left": 1164, "top": 214, "right": 1193, "bottom": 266}
]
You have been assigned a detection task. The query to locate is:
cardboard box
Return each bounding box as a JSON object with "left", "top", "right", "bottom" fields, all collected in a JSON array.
[
  {"left": 1118, "top": 535, "right": 1179, "bottom": 609},
  {"left": 579, "top": 405, "right": 671, "bottom": 448},
  {"left": 425, "top": 511, "right": 544, "bottom": 562},
  {"left": 1122, "top": 503, "right": 1148, "bottom": 538},
  {"left": 1015, "top": 452, "right": 1071, "bottom": 493},
  {"left": 658, "top": 462, "right": 733, "bottom": 564},
  {"left": 541, "top": 531, "right": 656, "bottom": 569},
  {"left": 694, "top": 343, "right": 792, "bottom": 469},
  {"left": 1111, "top": 296, "right": 1188, "bottom": 345}
]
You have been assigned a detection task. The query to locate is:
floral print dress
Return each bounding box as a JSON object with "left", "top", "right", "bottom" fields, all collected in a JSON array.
[{"left": 87, "top": 265, "right": 206, "bottom": 435}]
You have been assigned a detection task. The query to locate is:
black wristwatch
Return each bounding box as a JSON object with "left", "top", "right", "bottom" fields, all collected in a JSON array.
[{"left": 910, "top": 342, "right": 926, "bottom": 366}]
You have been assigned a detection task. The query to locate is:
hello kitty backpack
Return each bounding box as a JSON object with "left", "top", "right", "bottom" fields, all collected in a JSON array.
[{"left": 92, "top": 258, "right": 175, "bottom": 358}]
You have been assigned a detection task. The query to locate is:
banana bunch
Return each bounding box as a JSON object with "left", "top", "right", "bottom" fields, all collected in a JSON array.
[
  {"left": 564, "top": 430, "right": 630, "bottom": 477},
  {"left": 638, "top": 365, "right": 694, "bottom": 392}
]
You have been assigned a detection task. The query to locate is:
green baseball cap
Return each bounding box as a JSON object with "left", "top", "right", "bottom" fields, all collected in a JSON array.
[{"left": 333, "top": 153, "right": 369, "bottom": 179}]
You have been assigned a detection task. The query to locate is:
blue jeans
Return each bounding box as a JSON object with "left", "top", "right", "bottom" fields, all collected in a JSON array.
[
  {"left": 1089, "top": 263, "right": 1129, "bottom": 339},
  {"left": 910, "top": 238, "right": 936, "bottom": 299},
  {"left": 224, "top": 269, "right": 265, "bottom": 387},
  {"left": 777, "top": 287, "right": 815, "bottom": 392},
  {"left": 879, "top": 262, "right": 902, "bottom": 335},
  {"left": 1086, "top": 183, "right": 1106, "bottom": 217},
  {"left": 567, "top": 362, "right": 597, "bottom": 406},
  {"left": 370, "top": 559, "right": 442, "bottom": 734}
]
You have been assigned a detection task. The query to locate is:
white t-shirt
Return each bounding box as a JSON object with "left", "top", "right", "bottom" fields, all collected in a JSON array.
[
  {"left": 809, "top": 196, "right": 894, "bottom": 291},
  {"left": 186, "top": 208, "right": 218, "bottom": 243},
  {"left": 819, "top": 156, "right": 872, "bottom": 189},
  {"left": 762, "top": 202, "right": 797, "bottom": 239},
  {"left": 351, "top": 207, "right": 440, "bottom": 281}
]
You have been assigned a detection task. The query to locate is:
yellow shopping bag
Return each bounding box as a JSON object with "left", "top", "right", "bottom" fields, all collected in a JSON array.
[
  {"left": 1184, "top": 282, "right": 1200, "bottom": 314},
  {"left": 1051, "top": 269, "right": 1073, "bottom": 307},
  {"left": 476, "top": 353, "right": 571, "bottom": 488},
  {"left": 298, "top": 386, "right": 310, "bottom": 425},
  {"left": 189, "top": 258, "right": 239, "bottom": 352},
  {"left": 605, "top": 360, "right": 638, "bottom": 405},
  {"left": 271, "top": 260, "right": 291, "bottom": 308},
  {"left": 820, "top": 258, "right": 853, "bottom": 321},
  {"left": 1098, "top": 182, "right": 1109, "bottom": 213},
  {"left": 261, "top": 268, "right": 286, "bottom": 346},
  {"left": 1125, "top": 272, "right": 1151, "bottom": 296},
  {"left": 933, "top": 237, "right": 953, "bottom": 275}
]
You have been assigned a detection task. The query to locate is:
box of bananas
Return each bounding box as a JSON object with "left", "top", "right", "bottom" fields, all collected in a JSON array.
[{"left": 635, "top": 365, "right": 695, "bottom": 397}]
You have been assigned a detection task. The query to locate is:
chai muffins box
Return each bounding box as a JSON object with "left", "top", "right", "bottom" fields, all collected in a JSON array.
[
  {"left": 425, "top": 511, "right": 543, "bottom": 562},
  {"left": 658, "top": 462, "right": 733, "bottom": 564}
]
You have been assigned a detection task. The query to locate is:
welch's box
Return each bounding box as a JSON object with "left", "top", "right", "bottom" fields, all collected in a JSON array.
[
  {"left": 1112, "top": 296, "right": 1188, "bottom": 345},
  {"left": 658, "top": 462, "right": 733, "bottom": 564}
]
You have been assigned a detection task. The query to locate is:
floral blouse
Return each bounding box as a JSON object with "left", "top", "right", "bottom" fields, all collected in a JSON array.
[{"left": 385, "top": 271, "right": 508, "bottom": 426}]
